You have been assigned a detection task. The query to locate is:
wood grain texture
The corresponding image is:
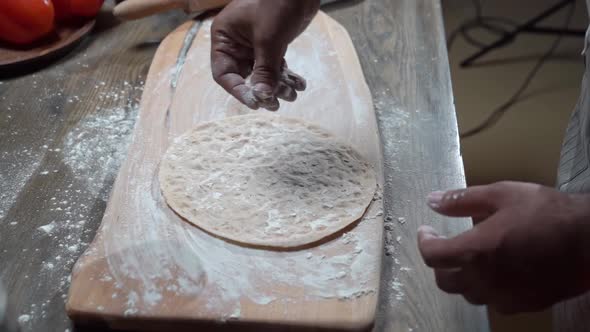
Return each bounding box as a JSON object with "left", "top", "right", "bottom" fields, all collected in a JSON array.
[
  {"left": 0, "top": 20, "right": 95, "bottom": 71},
  {"left": 67, "top": 12, "right": 383, "bottom": 331},
  {"left": 0, "top": 4, "right": 186, "bottom": 332},
  {"left": 0, "top": 0, "right": 491, "bottom": 331},
  {"left": 322, "top": 1, "right": 491, "bottom": 331}
]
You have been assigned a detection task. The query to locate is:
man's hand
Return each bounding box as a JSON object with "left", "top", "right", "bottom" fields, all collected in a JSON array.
[
  {"left": 418, "top": 181, "right": 590, "bottom": 314},
  {"left": 211, "top": 0, "right": 320, "bottom": 111}
]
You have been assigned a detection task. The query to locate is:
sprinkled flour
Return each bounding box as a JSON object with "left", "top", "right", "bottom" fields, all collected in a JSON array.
[
  {"left": 63, "top": 103, "right": 139, "bottom": 200},
  {"left": 2, "top": 77, "right": 143, "bottom": 331},
  {"left": 17, "top": 314, "right": 31, "bottom": 324},
  {"left": 0, "top": 12, "right": 412, "bottom": 330},
  {"left": 0, "top": 148, "right": 42, "bottom": 220},
  {"left": 373, "top": 92, "right": 418, "bottom": 308},
  {"left": 67, "top": 15, "right": 388, "bottom": 320}
]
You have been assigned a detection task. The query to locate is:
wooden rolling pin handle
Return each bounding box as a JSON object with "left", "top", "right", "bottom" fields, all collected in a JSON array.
[
  {"left": 186, "top": 0, "right": 231, "bottom": 13},
  {"left": 113, "top": 0, "right": 186, "bottom": 20},
  {"left": 114, "top": 0, "right": 231, "bottom": 20}
]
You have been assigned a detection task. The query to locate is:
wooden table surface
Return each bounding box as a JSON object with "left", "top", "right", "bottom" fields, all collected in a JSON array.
[{"left": 0, "top": 0, "right": 490, "bottom": 331}]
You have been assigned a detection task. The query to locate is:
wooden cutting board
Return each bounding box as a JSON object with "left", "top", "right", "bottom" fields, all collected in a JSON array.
[{"left": 66, "top": 11, "right": 384, "bottom": 331}]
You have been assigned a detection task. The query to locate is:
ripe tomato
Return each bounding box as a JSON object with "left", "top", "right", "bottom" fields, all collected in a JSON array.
[
  {"left": 52, "top": 0, "right": 104, "bottom": 20},
  {"left": 0, "top": 0, "right": 55, "bottom": 45}
]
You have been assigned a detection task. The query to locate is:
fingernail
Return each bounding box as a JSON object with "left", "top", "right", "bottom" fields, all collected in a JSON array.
[
  {"left": 418, "top": 225, "right": 439, "bottom": 239},
  {"left": 427, "top": 191, "right": 445, "bottom": 209},
  {"left": 253, "top": 83, "right": 274, "bottom": 100},
  {"left": 290, "top": 76, "right": 306, "bottom": 91},
  {"left": 263, "top": 105, "right": 279, "bottom": 112},
  {"left": 260, "top": 97, "right": 280, "bottom": 112},
  {"left": 241, "top": 90, "right": 259, "bottom": 110}
]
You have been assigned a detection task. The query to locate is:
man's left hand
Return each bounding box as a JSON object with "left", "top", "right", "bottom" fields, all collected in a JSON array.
[{"left": 418, "top": 181, "right": 590, "bottom": 314}]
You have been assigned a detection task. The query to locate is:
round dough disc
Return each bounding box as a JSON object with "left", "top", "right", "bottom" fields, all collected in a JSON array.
[{"left": 159, "top": 114, "right": 377, "bottom": 248}]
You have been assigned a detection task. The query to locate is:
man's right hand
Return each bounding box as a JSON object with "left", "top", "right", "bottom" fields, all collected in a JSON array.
[{"left": 211, "top": 0, "right": 320, "bottom": 111}]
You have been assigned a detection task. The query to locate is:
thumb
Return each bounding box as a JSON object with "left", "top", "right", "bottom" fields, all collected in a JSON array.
[
  {"left": 250, "top": 44, "right": 285, "bottom": 103},
  {"left": 418, "top": 225, "right": 486, "bottom": 268},
  {"left": 427, "top": 185, "right": 501, "bottom": 220}
]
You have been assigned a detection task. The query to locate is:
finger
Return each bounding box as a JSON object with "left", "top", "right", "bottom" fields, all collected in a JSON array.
[
  {"left": 215, "top": 72, "right": 259, "bottom": 110},
  {"left": 238, "top": 60, "right": 254, "bottom": 79},
  {"left": 281, "top": 66, "right": 306, "bottom": 91},
  {"left": 426, "top": 185, "right": 501, "bottom": 219},
  {"left": 434, "top": 268, "right": 468, "bottom": 294},
  {"left": 436, "top": 266, "right": 490, "bottom": 304},
  {"left": 417, "top": 225, "right": 485, "bottom": 268},
  {"left": 251, "top": 45, "right": 285, "bottom": 103},
  {"left": 463, "top": 291, "right": 488, "bottom": 306},
  {"left": 492, "top": 290, "right": 554, "bottom": 315},
  {"left": 211, "top": 51, "right": 259, "bottom": 110},
  {"left": 259, "top": 97, "right": 280, "bottom": 112},
  {"left": 472, "top": 216, "right": 486, "bottom": 224},
  {"left": 492, "top": 301, "right": 523, "bottom": 315},
  {"left": 275, "top": 82, "right": 297, "bottom": 102}
]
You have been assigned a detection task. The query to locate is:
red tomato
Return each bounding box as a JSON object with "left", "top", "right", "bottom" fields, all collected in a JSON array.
[
  {"left": 51, "top": 0, "right": 71, "bottom": 20},
  {"left": 0, "top": 0, "right": 55, "bottom": 45},
  {"left": 52, "top": 0, "right": 104, "bottom": 20}
]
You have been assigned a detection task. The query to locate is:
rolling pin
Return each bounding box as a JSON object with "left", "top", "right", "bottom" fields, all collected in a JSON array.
[
  {"left": 114, "top": 0, "right": 344, "bottom": 20},
  {"left": 113, "top": 0, "right": 231, "bottom": 20}
]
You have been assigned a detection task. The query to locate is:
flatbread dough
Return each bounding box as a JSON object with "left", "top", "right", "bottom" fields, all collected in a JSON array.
[{"left": 159, "top": 114, "right": 377, "bottom": 248}]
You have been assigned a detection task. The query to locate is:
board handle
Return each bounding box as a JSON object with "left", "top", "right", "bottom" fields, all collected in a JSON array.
[{"left": 113, "top": 0, "right": 230, "bottom": 20}]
